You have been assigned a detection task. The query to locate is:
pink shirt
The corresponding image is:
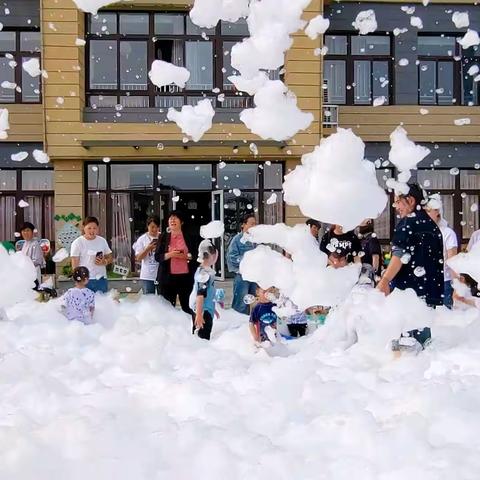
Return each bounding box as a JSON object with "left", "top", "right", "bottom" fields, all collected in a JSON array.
[{"left": 169, "top": 233, "right": 189, "bottom": 275}]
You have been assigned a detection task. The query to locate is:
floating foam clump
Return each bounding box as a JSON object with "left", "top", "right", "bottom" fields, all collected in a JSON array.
[
  {"left": 167, "top": 99, "right": 215, "bottom": 142},
  {"left": 189, "top": 0, "right": 249, "bottom": 29},
  {"left": 148, "top": 60, "right": 191, "bottom": 89}
]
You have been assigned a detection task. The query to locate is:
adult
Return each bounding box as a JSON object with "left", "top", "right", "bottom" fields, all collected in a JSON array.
[
  {"left": 133, "top": 216, "right": 161, "bottom": 295},
  {"left": 19, "top": 222, "right": 45, "bottom": 286},
  {"left": 358, "top": 219, "right": 382, "bottom": 277},
  {"left": 227, "top": 214, "right": 257, "bottom": 314},
  {"left": 155, "top": 212, "right": 198, "bottom": 314},
  {"left": 320, "top": 224, "right": 362, "bottom": 264},
  {"left": 467, "top": 228, "right": 480, "bottom": 252},
  {"left": 426, "top": 194, "right": 458, "bottom": 309},
  {"left": 306, "top": 218, "right": 322, "bottom": 243},
  {"left": 377, "top": 184, "right": 444, "bottom": 349},
  {"left": 70, "top": 216, "right": 113, "bottom": 293}
]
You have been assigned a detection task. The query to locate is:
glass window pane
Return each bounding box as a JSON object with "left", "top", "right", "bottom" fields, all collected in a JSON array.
[
  {"left": 22, "top": 170, "right": 53, "bottom": 190},
  {"left": 438, "top": 61, "right": 454, "bottom": 105},
  {"left": 111, "top": 192, "right": 132, "bottom": 268},
  {"left": 417, "top": 36, "right": 456, "bottom": 56},
  {"left": 119, "top": 14, "right": 149, "bottom": 35},
  {"left": 323, "top": 60, "right": 346, "bottom": 104},
  {"left": 0, "top": 196, "right": 16, "bottom": 241},
  {"left": 462, "top": 194, "right": 479, "bottom": 239},
  {"left": 418, "top": 170, "right": 455, "bottom": 189},
  {"left": 120, "top": 41, "right": 147, "bottom": 90},
  {"left": 120, "top": 95, "right": 149, "bottom": 107},
  {"left": 111, "top": 164, "right": 153, "bottom": 190},
  {"left": 186, "top": 17, "right": 215, "bottom": 35},
  {"left": 325, "top": 35, "right": 347, "bottom": 55},
  {"left": 463, "top": 61, "right": 479, "bottom": 106},
  {"left": 89, "top": 40, "right": 117, "bottom": 89},
  {"left": 223, "top": 40, "right": 237, "bottom": 91},
  {"left": 0, "top": 170, "right": 17, "bottom": 190},
  {"left": 351, "top": 36, "right": 390, "bottom": 56},
  {"left": 264, "top": 163, "right": 283, "bottom": 189},
  {"left": 44, "top": 195, "right": 54, "bottom": 242},
  {"left": 221, "top": 19, "right": 249, "bottom": 36},
  {"left": 354, "top": 60, "right": 371, "bottom": 104},
  {"left": 87, "top": 164, "right": 107, "bottom": 190},
  {"left": 460, "top": 170, "right": 480, "bottom": 189},
  {"left": 0, "top": 57, "right": 15, "bottom": 102},
  {"left": 224, "top": 191, "right": 258, "bottom": 241},
  {"left": 155, "top": 14, "right": 185, "bottom": 35},
  {"left": 89, "top": 95, "right": 117, "bottom": 107},
  {"left": 21, "top": 32, "right": 41, "bottom": 52},
  {"left": 373, "top": 61, "right": 389, "bottom": 104},
  {"left": 186, "top": 41, "right": 213, "bottom": 90},
  {"left": 218, "top": 163, "right": 259, "bottom": 189},
  {"left": 264, "top": 192, "right": 283, "bottom": 225},
  {"left": 374, "top": 199, "right": 391, "bottom": 240},
  {"left": 90, "top": 13, "right": 117, "bottom": 35},
  {"left": 155, "top": 39, "right": 184, "bottom": 67},
  {"left": 419, "top": 61, "right": 436, "bottom": 105},
  {"left": 88, "top": 192, "right": 107, "bottom": 236},
  {"left": 22, "top": 57, "right": 40, "bottom": 102},
  {"left": 376, "top": 169, "right": 392, "bottom": 189},
  {"left": 23, "top": 196, "right": 43, "bottom": 236},
  {"left": 155, "top": 95, "right": 184, "bottom": 108},
  {"left": 440, "top": 194, "right": 455, "bottom": 228},
  {"left": 158, "top": 164, "right": 212, "bottom": 190},
  {"left": 0, "top": 32, "right": 16, "bottom": 51}
]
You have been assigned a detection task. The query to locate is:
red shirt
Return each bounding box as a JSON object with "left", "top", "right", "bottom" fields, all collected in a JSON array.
[{"left": 169, "top": 233, "right": 189, "bottom": 275}]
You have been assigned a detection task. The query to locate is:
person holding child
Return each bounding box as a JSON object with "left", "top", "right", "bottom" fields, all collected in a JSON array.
[
  {"left": 190, "top": 239, "right": 219, "bottom": 340},
  {"left": 19, "top": 222, "right": 45, "bottom": 286},
  {"left": 70, "top": 216, "right": 113, "bottom": 293},
  {"left": 62, "top": 266, "right": 95, "bottom": 324}
]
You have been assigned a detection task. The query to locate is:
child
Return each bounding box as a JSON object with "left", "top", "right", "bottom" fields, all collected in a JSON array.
[
  {"left": 286, "top": 307, "right": 308, "bottom": 337},
  {"left": 190, "top": 239, "right": 218, "bottom": 340},
  {"left": 63, "top": 266, "right": 95, "bottom": 324},
  {"left": 453, "top": 273, "right": 480, "bottom": 310},
  {"left": 249, "top": 287, "right": 279, "bottom": 345}
]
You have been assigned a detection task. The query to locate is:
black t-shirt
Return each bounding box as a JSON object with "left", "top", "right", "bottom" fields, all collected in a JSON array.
[
  {"left": 391, "top": 209, "right": 444, "bottom": 306},
  {"left": 360, "top": 233, "right": 382, "bottom": 271},
  {"left": 320, "top": 230, "right": 362, "bottom": 263}
]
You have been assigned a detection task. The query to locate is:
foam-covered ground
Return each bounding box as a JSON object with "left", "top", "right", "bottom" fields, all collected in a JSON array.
[{"left": 1, "top": 292, "right": 480, "bottom": 480}]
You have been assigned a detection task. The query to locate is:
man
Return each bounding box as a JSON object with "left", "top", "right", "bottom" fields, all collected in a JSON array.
[
  {"left": 377, "top": 183, "right": 444, "bottom": 352},
  {"left": 227, "top": 214, "right": 257, "bottom": 314}
]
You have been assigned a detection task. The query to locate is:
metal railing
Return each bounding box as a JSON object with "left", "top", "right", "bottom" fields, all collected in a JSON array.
[{"left": 322, "top": 104, "right": 339, "bottom": 128}]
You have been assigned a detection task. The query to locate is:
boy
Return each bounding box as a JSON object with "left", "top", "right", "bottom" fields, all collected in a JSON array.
[
  {"left": 191, "top": 239, "right": 218, "bottom": 340},
  {"left": 249, "top": 287, "right": 279, "bottom": 345},
  {"left": 63, "top": 266, "right": 95, "bottom": 324},
  {"left": 19, "top": 222, "right": 45, "bottom": 286}
]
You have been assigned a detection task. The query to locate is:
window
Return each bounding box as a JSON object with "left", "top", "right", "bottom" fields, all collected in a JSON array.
[
  {"left": 86, "top": 12, "right": 254, "bottom": 109},
  {"left": 324, "top": 34, "right": 392, "bottom": 105},
  {"left": 418, "top": 35, "right": 480, "bottom": 106},
  {"left": 0, "top": 169, "right": 54, "bottom": 242},
  {"left": 0, "top": 29, "right": 41, "bottom": 103}
]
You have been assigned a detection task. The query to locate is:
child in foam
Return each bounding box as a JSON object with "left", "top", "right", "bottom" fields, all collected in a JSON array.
[
  {"left": 190, "top": 239, "right": 219, "bottom": 341},
  {"left": 62, "top": 266, "right": 95, "bottom": 324},
  {"left": 70, "top": 216, "right": 113, "bottom": 294},
  {"left": 249, "top": 287, "right": 279, "bottom": 346},
  {"left": 453, "top": 274, "right": 480, "bottom": 311}
]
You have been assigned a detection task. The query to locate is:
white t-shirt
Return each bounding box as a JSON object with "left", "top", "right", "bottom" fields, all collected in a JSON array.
[
  {"left": 70, "top": 235, "right": 112, "bottom": 280},
  {"left": 133, "top": 233, "right": 159, "bottom": 281},
  {"left": 467, "top": 230, "right": 480, "bottom": 252},
  {"left": 440, "top": 225, "right": 458, "bottom": 282}
]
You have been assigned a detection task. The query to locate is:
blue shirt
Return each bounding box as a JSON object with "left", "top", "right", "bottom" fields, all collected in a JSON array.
[
  {"left": 191, "top": 266, "right": 216, "bottom": 317},
  {"left": 226, "top": 233, "right": 256, "bottom": 273},
  {"left": 250, "top": 302, "right": 278, "bottom": 342},
  {"left": 391, "top": 209, "right": 444, "bottom": 306}
]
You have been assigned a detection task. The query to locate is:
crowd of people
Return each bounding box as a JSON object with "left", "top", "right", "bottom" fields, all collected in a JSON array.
[{"left": 12, "top": 181, "right": 480, "bottom": 354}]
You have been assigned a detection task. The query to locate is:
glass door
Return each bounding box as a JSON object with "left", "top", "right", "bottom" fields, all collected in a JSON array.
[{"left": 211, "top": 190, "right": 225, "bottom": 281}]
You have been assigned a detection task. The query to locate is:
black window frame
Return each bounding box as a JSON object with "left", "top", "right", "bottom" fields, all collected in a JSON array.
[
  {"left": 417, "top": 33, "right": 480, "bottom": 106},
  {"left": 324, "top": 32, "right": 394, "bottom": 106},
  {"left": 85, "top": 11, "right": 256, "bottom": 110},
  {"left": 0, "top": 27, "right": 42, "bottom": 104}
]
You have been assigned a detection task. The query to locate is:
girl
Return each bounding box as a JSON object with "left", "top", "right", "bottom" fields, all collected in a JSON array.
[{"left": 63, "top": 266, "right": 96, "bottom": 324}]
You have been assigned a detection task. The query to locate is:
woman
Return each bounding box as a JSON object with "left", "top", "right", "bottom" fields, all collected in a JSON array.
[
  {"left": 70, "top": 216, "right": 113, "bottom": 293},
  {"left": 426, "top": 194, "right": 458, "bottom": 308},
  {"left": 155, "top": 212, "right": 198, "bottom": 314},
  {"left": 320, "top": 224, "right": 362, "bottom": 264},
  {"left": 133, "top": 216, "right": 161, "bottom": 294},
  {"left": 19, "top": 222, "right": 45, "bottom": 286}
]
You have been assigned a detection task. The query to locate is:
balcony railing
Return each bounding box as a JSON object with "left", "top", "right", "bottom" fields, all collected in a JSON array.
[{"left": 322, "top": 104, "right": 338, "bottom": 128}]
